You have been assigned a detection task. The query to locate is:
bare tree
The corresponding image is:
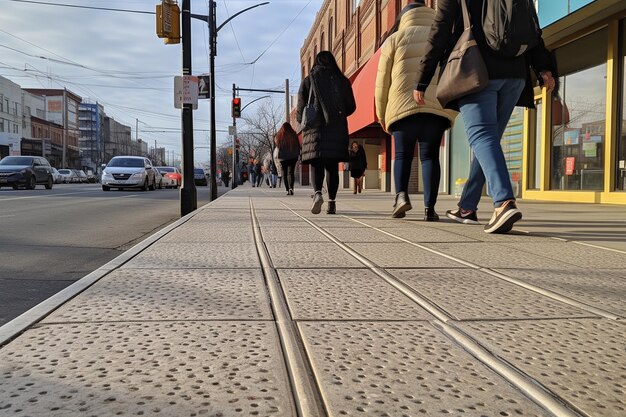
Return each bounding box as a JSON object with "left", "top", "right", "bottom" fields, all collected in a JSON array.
[{"left": 239, "top": 99, "right": 283, "bottom": 164}]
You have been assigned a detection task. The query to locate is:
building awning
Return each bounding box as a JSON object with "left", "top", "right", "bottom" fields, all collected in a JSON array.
[{"left": 348, "top": 48, "right": 382, "bottom": 135}]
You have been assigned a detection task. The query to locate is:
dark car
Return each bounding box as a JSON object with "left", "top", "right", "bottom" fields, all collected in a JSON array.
[
  {"left": 0, "top": 156, "right": 54, "bottom": 190},
  {"left": 194, "top": 168, "right": 208, "bottom": 186}
]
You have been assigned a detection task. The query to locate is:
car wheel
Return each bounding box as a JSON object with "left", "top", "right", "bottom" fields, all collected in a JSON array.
[
  {"left": 102, "top": 185, "right": 110, "bottom": 191},
  {"left": 45, "top": 176, "right": 53, "bottom": 189},
  {"left": 12, "top": 184, "right": 18, "bottom": 190},
  {"left": 26, "top": 176, "right": 36, "bottom": 190}
]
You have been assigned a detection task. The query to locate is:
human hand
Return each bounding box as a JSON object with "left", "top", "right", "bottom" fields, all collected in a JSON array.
[
  {"left": 413, "top": 90, "right": 425, "bottom": 106},
  {"left": 540, "top": 71, "right": 556, "bottom": 93}
]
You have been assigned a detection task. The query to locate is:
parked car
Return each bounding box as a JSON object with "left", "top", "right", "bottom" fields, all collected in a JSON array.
[
  {"left": 194, "top": 168, "right": 208, "bottom": 186},
  {"left": 0, "top": 156, "right": 54, "bottom": 190},
  {"left": 101, "top": 156, "right": 157, "bottom": 191},
  {"left": 50, "top": 167, "right": 62, "bottom": 184},
  {"left": 156, "top": 166, "right": 181, "bottom": 188},
  {"left": 57, "top": 169, "right": 77, "bottom": 183},
  {"left": 74, "top": 169, "right": 88, "bottom": 183}
]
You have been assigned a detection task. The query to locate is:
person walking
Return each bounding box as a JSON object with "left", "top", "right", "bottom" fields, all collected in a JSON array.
[
  {"left": 254, "top": 160, "right": 263, "bottom": 187},
  {"left": 375, "top": 0, "right": 457, "bottom": 220},
  {"left": 414, "top": 0, "right": 556, "bottom": 233},
  {"left": 296, "top": 51, "right": 356, "bottom": 215},
  {"left": 274, "top": 122, "right": 301, "bottom": 195},
  {"left": 348, "top": 141, "right": 367, "bottom": 194},
  {"left": 247, "top": 159, "right": 256, "bottom": 187}
]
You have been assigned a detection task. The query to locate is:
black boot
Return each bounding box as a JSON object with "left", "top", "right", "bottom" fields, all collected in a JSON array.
[
  {"left": 326, "top": 201, "right": 336, "bottom": 214},
  {"left": 425, "top": 207, "right": 439, "bottom": 221}
]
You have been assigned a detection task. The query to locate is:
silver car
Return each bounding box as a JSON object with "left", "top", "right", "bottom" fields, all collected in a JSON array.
[{"left": 101, "top": 156, "right": 157, "bottom": 191}]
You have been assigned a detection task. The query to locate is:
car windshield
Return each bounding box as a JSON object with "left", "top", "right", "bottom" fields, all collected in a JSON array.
[
  {"left": 194, "top": 169, "right": 204, "bottom": 174},
  {"left": 108, "top": 158, "right": 144, "bottom": 168},
  {"left": 58, "top": 169, "right": 72, "bottom": 174},
  {"left": 158, "top": 167, "right": 175, "bottom": 173},
  {"left": 0, "top": 156, "right": 33, "bottom": 166}
]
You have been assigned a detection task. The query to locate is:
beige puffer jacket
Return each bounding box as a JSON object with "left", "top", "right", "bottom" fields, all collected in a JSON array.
[{"left": 375, "top": 6, "right": 457, "bottom": 133}]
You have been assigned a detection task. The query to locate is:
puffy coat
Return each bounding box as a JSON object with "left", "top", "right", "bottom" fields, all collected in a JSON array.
[
  {"left": 375, "top": 6, "right": 457, "bottom": 133},
  {"left": 296, "top": 67, "right": 356, "bottom": 163}
]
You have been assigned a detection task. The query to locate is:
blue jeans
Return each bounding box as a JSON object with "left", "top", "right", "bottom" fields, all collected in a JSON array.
[
  {"left": 458, "top": 79, "right": 525, "bottom": 210},
  {"left": 391, "top": 113, "right": 449, "bottom": 208}
]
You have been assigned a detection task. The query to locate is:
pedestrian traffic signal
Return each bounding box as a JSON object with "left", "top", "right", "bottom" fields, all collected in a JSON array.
[
  {"left": 232, "top": 98, "right": 241, "bottom": 118},
  {"left": 156, "top": 1, "right": 180, "bottom": 44}
]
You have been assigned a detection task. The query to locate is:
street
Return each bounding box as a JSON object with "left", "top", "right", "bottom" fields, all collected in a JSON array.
[{"left": 0, "top": 182, "right": 221, "bottom": 326}]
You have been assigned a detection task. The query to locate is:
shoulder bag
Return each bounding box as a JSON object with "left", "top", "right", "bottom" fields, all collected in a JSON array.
[
  {"left": 301, "top": 79, "right": 318, "bottom": 130},
  {"left": 436, "top": 0, "right": 488, "bottom": 109}
]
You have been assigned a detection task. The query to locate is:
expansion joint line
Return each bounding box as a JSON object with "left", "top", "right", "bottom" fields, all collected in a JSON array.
[
  {"left": 280, "top": 204, "right": 585, "bottom": 417},
  {"left": 345, "top": 216, "right": 620, "bottom": 321},
  {"left": 249, "top": 198, "right": 327, "bottom": 417}
]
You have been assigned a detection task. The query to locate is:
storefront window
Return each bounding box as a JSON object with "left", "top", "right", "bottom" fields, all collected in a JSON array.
[
  {"left": 551, "top": 28, "right": 607, "bottom": 191},
  {"left": 618, "top": 20, "right": 626, "bottom": 191}
]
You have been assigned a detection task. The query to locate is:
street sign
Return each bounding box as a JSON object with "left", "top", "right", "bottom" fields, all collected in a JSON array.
[
  {"left": 198, "top": 75, "right": 210, "bottom": 99},
  {"left": 174, "top": 75, "right": 198, "bottom": 109},
  {"left": 228, "top": 125, "right": 237, "bottom": 136}
]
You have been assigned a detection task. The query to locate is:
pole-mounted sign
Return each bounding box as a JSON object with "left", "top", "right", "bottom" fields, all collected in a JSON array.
[{"left": 174, "top": 75, "right": 198, "bottom": 109}]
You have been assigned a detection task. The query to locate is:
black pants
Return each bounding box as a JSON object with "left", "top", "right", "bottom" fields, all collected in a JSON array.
[
  {"left": 280, "top": 159, "right": 297, "bottom": 192},
  {"left": 312, "top": 159, "right": 339, "bottom": 200}
]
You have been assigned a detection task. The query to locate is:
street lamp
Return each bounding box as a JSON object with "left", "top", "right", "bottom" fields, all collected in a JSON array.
[{"left": 192, "top": 1, "right": 270, "bottom": 201}]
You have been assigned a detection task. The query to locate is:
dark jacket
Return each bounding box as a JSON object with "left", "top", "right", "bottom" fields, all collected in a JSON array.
[
  {"left": 296, "top": 66, "right": 357, "bottom": 163},
  {"left": 348, "top": 145, "right": 367, "bottom": 171},
  {"left": 415, "top": 0, "right": 557, "bottom": 108}
]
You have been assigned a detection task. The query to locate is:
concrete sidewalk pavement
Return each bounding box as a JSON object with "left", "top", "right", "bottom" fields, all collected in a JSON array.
[{"left": 1, "top": 185, "right": 625, "bottom": 417}]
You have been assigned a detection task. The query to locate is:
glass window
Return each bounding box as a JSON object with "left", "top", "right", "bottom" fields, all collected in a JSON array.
[
  {"left": 619, "top": 20, "right": 626, "bottom": 191},
  {"left": 551, "top": 28, "right": 607, "bottom": 191}
]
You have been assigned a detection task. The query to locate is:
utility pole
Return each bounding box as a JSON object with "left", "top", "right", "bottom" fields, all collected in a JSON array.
[
  {"left": 62, "top": 89, "right": 67, "bottom": 168},
  {"left": 208, "top": 0, "right": 217, "bottom": 201},
  {"left": 232, "top": 83, "right": 237, "bottom": 189},
  {"left": 181, "top": 0, "right": 197, "bottom": 215},
  {"left": 284, "top": 79, "right": 290, "bottom": 122}
]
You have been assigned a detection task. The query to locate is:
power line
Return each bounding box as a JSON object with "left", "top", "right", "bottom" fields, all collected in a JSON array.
[{"left": 7, "top": 0, "right": 154, "bottom": 14}]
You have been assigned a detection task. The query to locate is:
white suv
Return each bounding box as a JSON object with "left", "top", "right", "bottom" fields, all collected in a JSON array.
[{"left": 101, "top": 156, "right": 157, "bottom": 191}]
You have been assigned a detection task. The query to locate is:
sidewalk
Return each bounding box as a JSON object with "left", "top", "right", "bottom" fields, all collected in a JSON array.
[{"left": 1, "top": 185, "right": 625, "bottom": 417}]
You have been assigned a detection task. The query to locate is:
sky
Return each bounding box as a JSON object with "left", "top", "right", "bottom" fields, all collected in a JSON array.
[{"left": 0, "top": 0, "right": 323, "bottom": 165}]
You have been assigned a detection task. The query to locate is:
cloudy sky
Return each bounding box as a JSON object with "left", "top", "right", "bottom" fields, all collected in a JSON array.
[{"left": 0, "top": 0, "right": 323, "bottom": 165}]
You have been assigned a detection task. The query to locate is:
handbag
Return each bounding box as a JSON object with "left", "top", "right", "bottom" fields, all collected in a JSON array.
[
  {"left": 301, "top": 79, "right": 318, "bottom": 129},
  {"left": 436, "top": 0, "right": 488, "bottom": 109}
]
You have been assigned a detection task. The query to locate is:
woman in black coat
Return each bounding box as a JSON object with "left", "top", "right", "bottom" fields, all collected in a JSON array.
[
  {"left": 348, "top": 141, "right": 367, "bottom": 194},
  {"left": 296, "top": 51, "right": 356, "bottom": 215}
]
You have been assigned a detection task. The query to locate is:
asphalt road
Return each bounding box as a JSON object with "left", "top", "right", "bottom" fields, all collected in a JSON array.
[{"left": 0, "top": 182, "right": 224, "bottom": 326}]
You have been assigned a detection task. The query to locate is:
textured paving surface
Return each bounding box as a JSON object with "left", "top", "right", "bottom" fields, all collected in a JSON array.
[
  {"left": 299, "top": 321, "right": 550, "bottom": 417},
  {"left": 493, "top": 268, "right": 626, "bottom": 318},
  {"left": 389, "top": 268, "right": 595, "bottom": 320},
  {"left": 121, "top": 242, "right": 260, "bottom": 269},
  {"left": 346, "top": 242, "right": 465, "bottom": 268},
  {"left": 41, "top": 269, "right": 272, "bottom": 323},
  {"left": 279, "top": 269, "right": 433, "bottom": 320},
  {"left": 459, "top": 319, "right": 626, "bottom": 417},
  {"left": 2, "top": 188, "right": 625, "bottom": 417},
  {"left": 0, "top": 322, "right": 295, "bottom": 416}
]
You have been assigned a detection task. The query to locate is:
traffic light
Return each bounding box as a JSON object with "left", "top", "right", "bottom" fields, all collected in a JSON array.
[
  {"left": 235, "top": 138, "right": 240, "bottom": 151},
  {"left": 156, "top": 1, "right": 180, "bottom": 45},
  {"left": 232, "top": 98, "right": 241, "bottom": 118}
]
